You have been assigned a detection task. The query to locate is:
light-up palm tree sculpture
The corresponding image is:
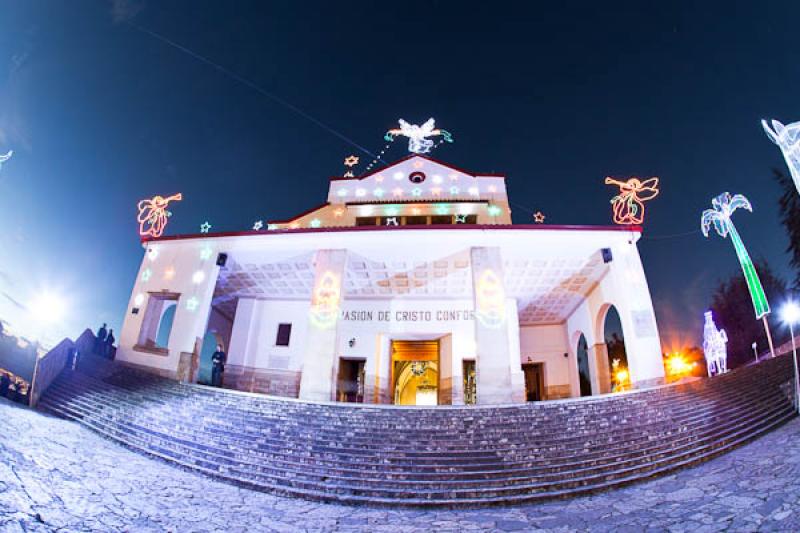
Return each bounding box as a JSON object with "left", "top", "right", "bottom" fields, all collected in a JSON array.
[{"left": 701, "top": 192, "right": 775, "bottom": 357}]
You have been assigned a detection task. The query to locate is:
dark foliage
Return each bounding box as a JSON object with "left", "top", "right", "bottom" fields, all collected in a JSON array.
[
  {"left": 709, "top": 260, "right": 788, "bottom": 368},
  {"left": 774, "top": 168, "right": 800, "bottom": 289}
]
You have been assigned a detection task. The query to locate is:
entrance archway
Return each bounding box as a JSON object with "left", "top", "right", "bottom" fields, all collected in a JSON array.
[
  {"left": 199, "top": 331, "right": 225, "bottom": 385},
  {"left": 598, "top": 304, "right": 628, "bottom": 392},
  {"left": 576, "top": 333, "right": 592, "bottom": 397},
  {"left": 391, "top": 340, "right": 439, "bottom": 405}
]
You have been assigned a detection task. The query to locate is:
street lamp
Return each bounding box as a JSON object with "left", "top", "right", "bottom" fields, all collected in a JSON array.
[{"left": 780, "top": 302, "right": 800, "bottom": 413}]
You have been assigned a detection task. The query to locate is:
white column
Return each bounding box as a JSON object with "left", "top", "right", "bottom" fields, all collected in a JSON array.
[
  {"left": 299, "top": 249, "right": 347, "bottom": 402},
  {"left": 227, "top": 298, "right": 260, "bottom": 368},
  {"left": 471, "top": 246, "right": 521, "bottom": 404},
  {"left": 588, "top": 342, "right": 611, "bottom": 395}
]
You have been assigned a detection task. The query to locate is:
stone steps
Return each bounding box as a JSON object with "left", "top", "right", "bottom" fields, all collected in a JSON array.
[
  {"left": 48, "top": 365, "right": 785, "bottom": 439},
  {"left": 42, "top": 387, "right": 788, "bottom": 488},
  {"left": 37, "top": 354, "right": 796, "bottom": 507},
  {"left": 43, "top": 374, "right": 786, "bottom": 465}
]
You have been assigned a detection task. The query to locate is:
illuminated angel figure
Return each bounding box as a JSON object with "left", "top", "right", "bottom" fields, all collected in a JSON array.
[
  {"left": 385, "top": 118, "right": 453, "bottom": 154},
  {"left": 701, "top": 192, "right": 770, "bottom": 320},
  {"left": 605, "top": 176, "right": 660, "bottom": 225},
  {"left": 762, "top": 119, "right": 800, "bottom": 195},
  {"left": 0, "top": 150, "right": 12, "bottom": 171},
  {"left": 137, "top": 193, "right": 183, "bottom": 238}
]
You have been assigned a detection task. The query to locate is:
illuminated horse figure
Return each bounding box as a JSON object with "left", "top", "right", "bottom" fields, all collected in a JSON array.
[
  {"left": 702, "top": 311, "right": 728, "bottom": 376},
  {"left": 762, "top": 119, "right": 800, "bottom": 195},
  {"left": 137, "top": 193, "right": 183, "bottom": 239},
  {"left": 385, "top": 118, "right": 453, "bottom": 154},
  {"left": 605, "top": 176, "right": 660, "bottom": 225}
]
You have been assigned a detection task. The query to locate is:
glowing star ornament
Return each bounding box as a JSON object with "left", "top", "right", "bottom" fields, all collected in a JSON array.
[
  {"left": 185, "top": 296, "right": 199, "bottom": 312},
  {"left": 343, "top": 155, "right": 359, "bottom": 167},
  {"left": 199, "top": 245, "right": 213, "bottom": 261},
  {"left": 702, "top": 311, "right": 728, "bottom": 377},
  {"left": 701, "top": 192, "right": 771, "bottom": 321},
  {"left": 455, "top": 214, "right": 467, "bottom": 224},
  {"left": 386, "top": 217, "right": 399, "bottom": 226},
  {"left": 137, "top": 193, "right": 183, "bottom": 238},
  {"left": 253, "top": 220, "right": 264, "bottom": 231},
  {"left": 533, "top": 212, "right": 546, "bottom": 224},
  {"left": 200, "top": 221, "right": 211, "bottom": 233},
  {"left": 384, "top": 118, "right": 454, "bottom": 154},
  {"left": 605, "top": 177, "right": 659, "bottom": 225},
  {"left": 762, "top": 119, "right": 800, "bottom": 195}
]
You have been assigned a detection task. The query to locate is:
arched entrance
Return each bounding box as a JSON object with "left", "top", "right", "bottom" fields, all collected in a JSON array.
[
  {"left": 198, "top": 331, "right": 225, "bottom": 385},
  {"left": 598, "top": 304, "right": 628, "bottom": 392},
  {"left": 576, "top": 333, "right": 592, "bottom": 397},
  {"left": 391, "top": 340, "right": 439, "bottom": 405}
]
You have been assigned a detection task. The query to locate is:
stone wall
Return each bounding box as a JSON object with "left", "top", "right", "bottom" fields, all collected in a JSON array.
[{"left": 224, "top": 365, "right": 301, "bottom": 397}]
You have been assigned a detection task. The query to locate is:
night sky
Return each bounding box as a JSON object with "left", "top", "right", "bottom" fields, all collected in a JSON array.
[{"left": 0, "top": 1, "right": 798, "bottom": 347}]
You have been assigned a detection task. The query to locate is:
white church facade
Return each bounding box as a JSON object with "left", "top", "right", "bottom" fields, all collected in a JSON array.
[{"left": 116, "top": 154, "right": 665, "bottom": 405}]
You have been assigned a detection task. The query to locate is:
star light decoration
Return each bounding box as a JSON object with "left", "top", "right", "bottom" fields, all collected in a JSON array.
[
  {"left": 200, "top": 221, "right": 211, "bottom": 233},
  {"left": 605, "top": 177, "right": 660, "bottom": 225},
  {"left": 533, "top": 212, "right": 546, "bottom": 224},
  {"left": 199, "top": 245, "right": 213, "bottom": 261},
  {"left": 762, "top": 119, "right": 800, "bottom": 195},
  {"left": 185, "top": 296, "right": 199, "bottom": 312},
  {"left": 137, "top": 193, "right": 183, "bottom": 238},
  {"left": 253, "top": 220, "right": 264, "bottom": 231},
  {"left": 384, "top": 118, "right": 454, "bottom": 154}
]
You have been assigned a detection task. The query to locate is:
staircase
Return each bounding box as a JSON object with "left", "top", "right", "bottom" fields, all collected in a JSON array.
[{"left": 38, "top": 355, "right": 796, "bottom": 507}]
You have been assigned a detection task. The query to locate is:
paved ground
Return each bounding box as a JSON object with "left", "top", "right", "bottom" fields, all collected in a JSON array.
[{"left": 1, "top": 398, "right": 799, "bottom": 533}]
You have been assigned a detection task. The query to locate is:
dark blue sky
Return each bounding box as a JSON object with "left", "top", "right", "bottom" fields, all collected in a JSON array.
[{"left": 0, "top": 1, "right": 797, "bottom": 346}]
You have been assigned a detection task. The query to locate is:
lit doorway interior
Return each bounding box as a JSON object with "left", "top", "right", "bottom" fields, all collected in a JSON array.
[
  {"left": 391, "top": 340, "right": 439, "bottom": 405},
  {"left": 522, "top": 362, "right": 545, "bottom": 401},
  {"left": 337, "top": 358, "right": 366, "bottom": 403}
]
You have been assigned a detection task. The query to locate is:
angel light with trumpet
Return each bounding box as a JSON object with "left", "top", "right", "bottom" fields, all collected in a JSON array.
[
  {"left": 137, "top": 193, "right": 183, "bottom": 239},
  {"left": 605, "top": 176, "right": 660, "bottom": 225}
]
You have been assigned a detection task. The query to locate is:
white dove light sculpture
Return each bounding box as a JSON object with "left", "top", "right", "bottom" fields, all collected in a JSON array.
[
  {"left": 385, "top": 118, "right": 453, "bottom": 154},
  {"left": 0, "top": 150, "right": 13, "bottom": 171},
  {"left": 763, "top": 119, "right": 800, "bottom": 195}
]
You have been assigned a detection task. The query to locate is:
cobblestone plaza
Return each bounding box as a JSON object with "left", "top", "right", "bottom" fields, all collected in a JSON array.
[{"left": 1, "top": 396, "right": 798, "bottom": 532}]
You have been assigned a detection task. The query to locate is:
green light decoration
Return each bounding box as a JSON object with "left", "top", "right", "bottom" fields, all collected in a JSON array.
[
  {"left": 487, "top": 205, "right": 502, "bottom": 217},
  {"left": 701, "top": 192, "right": 775, "bottom": 357},
  {"left": 701, "top": 193, "right": 770, "bottom": 319}
]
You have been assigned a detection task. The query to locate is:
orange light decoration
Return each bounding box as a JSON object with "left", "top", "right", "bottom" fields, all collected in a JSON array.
[
  {"left": 164, "top": 266, "right": 176, "bottom": 280},
  {"left": 665, "top": 352, "right": 697, "bottom": 382},
  {"left": 309, "top": 271, "right": 341, "bottom": 330},
  {"left": 475, "top": 269, "right": 506, "bottom": 328},
  {"left": 334, "top": 208, "right": 344, "bottom": 217},
  {"left": 343, "top": 155, "right": 359, "bottom": 167},
  {"left": 137, "top": 193, "right": 183, "bottom": 238},
  {"left": 605, "top": 177, "right": 659, "bottom": 225}
]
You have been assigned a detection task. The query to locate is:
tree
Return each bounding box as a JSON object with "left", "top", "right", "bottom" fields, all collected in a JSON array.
[
  {"left": 774, "top": 168, "right": 800, "bottom": 289},
  {"left": 709, "top": 260, "right": 788, "bottom": 369}
]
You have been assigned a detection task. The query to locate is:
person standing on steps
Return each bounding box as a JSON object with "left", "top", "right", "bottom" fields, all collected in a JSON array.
[
  {"left": 95, "top": 323, "right": 108, "bottom": 355},
  {"left": 0, "top": 373, "right": 10, "bottom": 397},
  {"left": 211, "top": 345, "right": 226, "bottom": 388},
  {"left": 105, "top": 329, "right": 115, "bottom": 359}
]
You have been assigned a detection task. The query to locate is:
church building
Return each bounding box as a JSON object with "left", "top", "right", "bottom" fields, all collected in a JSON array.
[{"left": 117, "top": 153, "right": 665, "bottom": 405}]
